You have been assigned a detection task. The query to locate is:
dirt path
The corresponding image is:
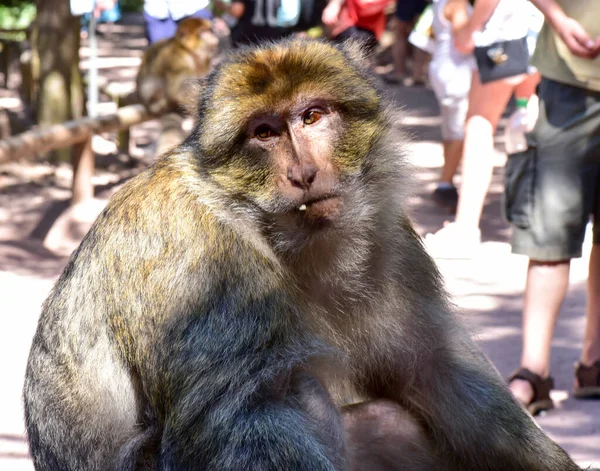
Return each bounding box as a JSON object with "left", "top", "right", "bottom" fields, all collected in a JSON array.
[{"left": 1, "top": 15, "right": 599, "bottom": 469}]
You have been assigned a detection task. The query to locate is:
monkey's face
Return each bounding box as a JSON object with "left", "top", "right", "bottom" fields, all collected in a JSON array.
[
  {"left": 241, "top": 98, "right": 348, "bottom": 228},
  {"left": 195, "top": 39, "right": 386, "bottom": 231},
  {"left": 177, "top": 18, "right": 219, "bottom": 53}
]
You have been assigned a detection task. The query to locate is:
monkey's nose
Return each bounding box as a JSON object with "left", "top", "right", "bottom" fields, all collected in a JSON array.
[{"left": 287, "top": 163, "right": 318, "bottom": 190}]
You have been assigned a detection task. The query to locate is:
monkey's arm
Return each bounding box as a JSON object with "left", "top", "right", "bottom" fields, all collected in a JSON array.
[
  {"left": 149, "top": 262, "right": 342, "bottom": 470},
  {"left": 101, "top": 177, "right": 345, "bottom": 469},
  {"left": 366, "top": 220, "right": 580, "bottom": 470},
  {"left": 403, "top": 335, "right": 578, "bottom": 470}
]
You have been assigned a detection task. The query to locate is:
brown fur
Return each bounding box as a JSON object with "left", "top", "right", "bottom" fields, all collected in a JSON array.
[
  {"left": 24, "top": 39, "right": 581, "bottom": 470},
  {"left": 136, "top": 18, "right": 218, "bottom": 115}
]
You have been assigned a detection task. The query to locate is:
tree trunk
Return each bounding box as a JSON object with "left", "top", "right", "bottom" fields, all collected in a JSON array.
[{"left": 34, "top": 0, "right": 85, "bottom": 163}]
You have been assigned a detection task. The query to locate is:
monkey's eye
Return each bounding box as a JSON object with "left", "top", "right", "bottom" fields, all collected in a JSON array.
[
  {"left": 303, "top": 110, "right": 322, "bottom": 125},
  {"left": 255, "top": 125, "right": 276, "bottom": 140}
]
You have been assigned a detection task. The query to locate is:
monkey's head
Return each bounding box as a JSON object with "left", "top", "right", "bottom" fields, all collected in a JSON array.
[
  {"left": 176, "top": 18, "right": 219, "bottom": 54},
  {"left": 189, "top": 39, "right": 403, "bottom": 242}
]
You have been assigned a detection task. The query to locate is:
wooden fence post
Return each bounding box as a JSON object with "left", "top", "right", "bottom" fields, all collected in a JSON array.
[
  {"left": 71, "top": 136, "right": 94, "bottom": 204},
  {"left": 117, "top": 95, "right": 130, "bottom": 155}
]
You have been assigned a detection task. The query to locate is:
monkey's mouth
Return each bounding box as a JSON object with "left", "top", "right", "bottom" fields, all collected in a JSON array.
[
  {"left": 294, "top": 194, "right": 343, "bottom": 224},
  {"left": 296, "top": 193, "right": 340, "bottom": 210}
]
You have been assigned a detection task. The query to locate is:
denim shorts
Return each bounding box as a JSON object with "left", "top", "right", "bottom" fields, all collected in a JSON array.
[{"left": 505, "top": 78, "right": 600, "bottom": 261}]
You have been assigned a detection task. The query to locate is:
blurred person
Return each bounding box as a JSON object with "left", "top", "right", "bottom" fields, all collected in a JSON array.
[
  {"left": 428, "top": 0, "right": 473, "bottom": 210},
  {"left": 79, "top": 0, "right": 121, "bottom": 38},
  {"left": 386, "top": 0, "right": 430, "bottom": 86},
  {"left": 219, "top": 0, "right": 324, "bottom": 47},
  {"left": 225, "top": 0, "right": 298, "bottom": 47},
  {"left": 143, "top": 0, "right": 213, "bottom": 44},
  {"left": 424, "top": 0, "right": 541, "bottom": 259},
  {"left": 504, "top": 0, "right": 600, "bottom": 415},
  {"left": 321, "top": 0, "right": 392, "bottom": 53}
]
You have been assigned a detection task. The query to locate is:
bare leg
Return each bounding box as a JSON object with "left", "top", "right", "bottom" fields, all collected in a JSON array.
[
  {"left": 440, "top": 139, "right": 463, "bottom": 184},
  {"left": 390, "top": 18, "right": 414, "bottom": 81},
  {"left": 453, "top": 71, "right": 519, "bottom": 229},
  {"left": 514, "top": 71, "right": 540, "bottom": 98},
  {"left": 510, "top": 259, "right": 570, "bottom": 404},
  {"left": 581, "top": 243, "right": 600, "bottom": 365},
  {"left": 425, "top": 72, "right": 539, "bottom": 259},
  {"left": 411, "top": 48, "right": 429, "bottom": 84}
]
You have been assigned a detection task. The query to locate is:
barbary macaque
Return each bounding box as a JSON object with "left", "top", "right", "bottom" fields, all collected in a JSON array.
[
  {"left": 136, "top": 17, "right": 219, "bottom": 114},
  {"left": 24, "top": 39, "right": 582, "bottom": 470}
]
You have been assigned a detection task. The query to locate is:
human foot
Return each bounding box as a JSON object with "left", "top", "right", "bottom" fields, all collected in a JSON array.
[
  {"left": 431, "top": 185, "right": 458, "bottom": 212},
  {"left": 508, "top": 368, "right": 554, "bottom": 416},
  {"left": 574, "top": 360, "right": 600, "bottom": 399},
  {"left": 424, "top": 222, "right": 481, "bottom": 259},
  {"left": 381, "top": 73, "right": 403, "bottom": 85},
  {"left": 403, "top": 77, "right": 426, "bottom": 87},
  {"left": 509, "top": 378, "right": 535, "bottom": 405}
]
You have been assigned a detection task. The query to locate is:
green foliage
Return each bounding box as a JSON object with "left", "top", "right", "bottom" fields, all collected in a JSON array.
[
  {"left": 120, "top": 0, "right": 144, "bottom": 12},
  {"left": 1, "top": 0, "right": 33, "bottom": 7},
  {"left": 0, "top": 1, "right": 36, "bottom": 37}
]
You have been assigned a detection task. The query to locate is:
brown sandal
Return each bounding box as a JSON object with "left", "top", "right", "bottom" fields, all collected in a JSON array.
[
  {"left": 574, "top": 360, "right": 600, "bottom": 399},
  {"left": 508, "top": 368, "right": 554, "bottom": 416}
]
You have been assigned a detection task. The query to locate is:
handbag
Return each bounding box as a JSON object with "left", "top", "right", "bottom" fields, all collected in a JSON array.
[{"left": 474, "top": 36, "right": 529, "bottom": 84}]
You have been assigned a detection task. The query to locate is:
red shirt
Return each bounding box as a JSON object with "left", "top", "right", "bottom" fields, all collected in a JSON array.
[{"left": 330, "top": 0, "right": 390, "bottom": 39}]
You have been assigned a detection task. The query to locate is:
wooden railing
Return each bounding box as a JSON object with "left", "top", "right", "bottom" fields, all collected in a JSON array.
[{"left": 0, "top": 104, "right": 160, "bottom": 204}]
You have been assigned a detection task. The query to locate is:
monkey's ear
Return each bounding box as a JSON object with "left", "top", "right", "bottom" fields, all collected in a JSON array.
[{"left": 179, "top": 78, "right": 209, "bottom": 118}]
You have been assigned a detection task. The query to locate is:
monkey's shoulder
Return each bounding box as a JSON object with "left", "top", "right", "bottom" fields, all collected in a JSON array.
[
  {"left": 139, "top": 38, "right": 173, "bottom": 65},
  {"left": 73, "top": 159, "right": 275, "bottom": 279},
  {"left": 42, "top": 162, "right": 283, "bottom": 339}
]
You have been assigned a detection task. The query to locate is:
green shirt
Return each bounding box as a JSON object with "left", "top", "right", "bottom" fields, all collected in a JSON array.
[{"left": 532, "top": 1, "right": 600, "bottom": 91}]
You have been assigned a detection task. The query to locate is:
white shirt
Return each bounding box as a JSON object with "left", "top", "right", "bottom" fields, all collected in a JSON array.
[
  {"left": 144, "top": 0, "right": 210, "bottom": 21},
  {"left": 473, "top": 0, "right": 529, "bottom": 47}
]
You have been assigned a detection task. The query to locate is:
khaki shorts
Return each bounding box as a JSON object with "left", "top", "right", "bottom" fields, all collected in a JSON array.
[{"left": 505, "top": 78, "right": 600, "bottom": 261}]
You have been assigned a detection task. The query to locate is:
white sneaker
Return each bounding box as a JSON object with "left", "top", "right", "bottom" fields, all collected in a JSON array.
[{"left": 424, "top": 223, "right": 481, "bottom": 260}]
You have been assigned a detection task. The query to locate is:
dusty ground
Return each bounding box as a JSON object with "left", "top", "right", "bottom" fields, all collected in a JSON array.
[{"left": 1, "top": 14, "right": 599, "bottom": 470}]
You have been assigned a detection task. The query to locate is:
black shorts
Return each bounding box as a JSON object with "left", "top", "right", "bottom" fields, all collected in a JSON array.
[
  {"left": 505, "top": 78, "right": 600, "bottom": 261},
  {"left": 395, "top": 0, "right": 428, "bottom": 22}
]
